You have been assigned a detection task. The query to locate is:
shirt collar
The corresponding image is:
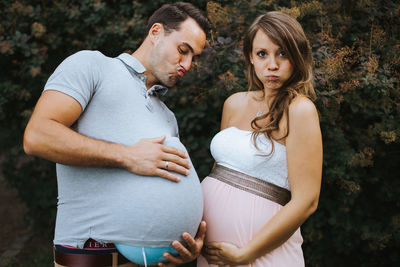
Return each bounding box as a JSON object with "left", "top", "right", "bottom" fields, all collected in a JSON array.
[
  {"left": 116, "top": 53, "right": 168, "bottom": 97},
  {"left": 117, "top": 53, "right": 146, "bottom": 74},
  {"left": 147, "top": 84, "right": 168, "bottom": 97}
]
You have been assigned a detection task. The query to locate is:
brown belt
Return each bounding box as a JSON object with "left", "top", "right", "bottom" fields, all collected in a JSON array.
[
  {"left": 54, "top": 248, "right": 131, "bottom": 267},
  {"left": 209, "top": 164, "right": 291, "bottom": 206}
]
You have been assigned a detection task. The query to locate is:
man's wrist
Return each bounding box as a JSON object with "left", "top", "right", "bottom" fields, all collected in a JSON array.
[{"left": 106, "top": 142, "right": 128, "bottom": 168}]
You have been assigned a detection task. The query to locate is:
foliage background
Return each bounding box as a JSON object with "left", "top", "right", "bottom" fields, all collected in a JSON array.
[{"left": 1, "top": 0, "right": 399, "bottom": 266}]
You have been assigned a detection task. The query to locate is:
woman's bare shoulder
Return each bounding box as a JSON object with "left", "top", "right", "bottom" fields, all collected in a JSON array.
[
  {"left": 225, "top": 91, "right": 248, "bottom": 104},
  {"left": 224, "top": 91, "right": 258, "bottom": 109},
  {"left": 288, "top": 95, "right": 319, "bottom": 128},
  {"left": 289, "top": 96, "right": 318, "bottom": 116}
]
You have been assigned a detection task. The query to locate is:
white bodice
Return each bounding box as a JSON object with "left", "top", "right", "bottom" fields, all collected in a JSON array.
[{"left": 210, "top": 126, "right": 290, "bottom": 190}]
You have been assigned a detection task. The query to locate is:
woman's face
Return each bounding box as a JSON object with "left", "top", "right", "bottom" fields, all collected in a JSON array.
[{"left": 250, "top": 29, "right": 294, "bottom": 92}]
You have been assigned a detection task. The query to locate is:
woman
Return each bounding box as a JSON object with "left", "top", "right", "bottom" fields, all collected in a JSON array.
[{"left": 198, "top": 11, "right": 323, "bottom": 266}]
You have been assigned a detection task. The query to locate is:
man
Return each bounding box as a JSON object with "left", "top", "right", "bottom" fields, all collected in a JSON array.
[{"left": 23, "top": 2, "right": 212, "bottom": 266}]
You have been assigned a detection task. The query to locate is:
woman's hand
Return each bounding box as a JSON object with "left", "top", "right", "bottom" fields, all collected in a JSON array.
[{"left": 202, "top": 241, "right": 249, "bottom": 266}]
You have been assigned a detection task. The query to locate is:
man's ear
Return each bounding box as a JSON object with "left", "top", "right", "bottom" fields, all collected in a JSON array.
[{"left": 148, "top": 23, "right": 164, "bottom": 44}]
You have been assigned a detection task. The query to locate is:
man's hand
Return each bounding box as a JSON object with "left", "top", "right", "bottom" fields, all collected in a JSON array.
[
  {"left": 158, "top": 221, "right": 206, "bottom": 267},
  {"left": 121, "top": 135, "right": 191, "bottom": 182}
]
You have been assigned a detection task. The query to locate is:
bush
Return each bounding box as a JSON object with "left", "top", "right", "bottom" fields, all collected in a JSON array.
[{"left": 1, "top": 0, "right": 399, "bottom": 266}]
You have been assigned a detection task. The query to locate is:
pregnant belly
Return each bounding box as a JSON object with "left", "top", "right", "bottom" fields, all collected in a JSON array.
[
  {"left": 201, "top": 176, "right": 282, "bottom": 246},
  {"left": 57, "top": 137, "right": 203, "bottom": 247},
  {"left": 200, "top": 177, "right": 304, "bottom": 266}
]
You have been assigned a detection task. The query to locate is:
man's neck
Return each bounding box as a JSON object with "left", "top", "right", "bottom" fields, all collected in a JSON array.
[{"left": 131, "top": 43, "right": 157, "bottom": 89}]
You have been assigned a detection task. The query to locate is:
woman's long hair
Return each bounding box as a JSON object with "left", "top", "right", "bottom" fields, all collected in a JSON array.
[{"left": 243, "top": 11, "right": 315, "bottom": 154}]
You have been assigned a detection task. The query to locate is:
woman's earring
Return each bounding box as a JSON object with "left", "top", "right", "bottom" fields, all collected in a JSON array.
[{"left": 251, "top": 61, "right": 254, "bottom": 64}]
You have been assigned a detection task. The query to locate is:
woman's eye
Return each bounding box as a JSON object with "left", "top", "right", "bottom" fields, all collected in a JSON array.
[
  {"left": 279, "top": 51, "right": 287, "bottom": 57},
  {"left": 257, "top": 51, "right": 266, "bottom": 57}
]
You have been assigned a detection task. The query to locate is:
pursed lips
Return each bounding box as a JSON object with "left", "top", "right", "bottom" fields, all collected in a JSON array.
[
  {"left": 266, "top": 75, "right": 279, "bottom": 81},
  {"left": 177, "top": 68, "right": 186, "bottom": 77}
]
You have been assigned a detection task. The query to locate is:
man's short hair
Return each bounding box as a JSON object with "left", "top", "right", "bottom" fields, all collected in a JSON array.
[{"left": 145, "top": 2, "right": 212, "bottom": 36}]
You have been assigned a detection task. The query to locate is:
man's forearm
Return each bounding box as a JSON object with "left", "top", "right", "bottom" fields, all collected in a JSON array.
[
  {"left": 24, "top": 118, "right": 125, "bottom": 168},
  {"left": 24, "top": 114, "right": 190, "bottom": 181}
]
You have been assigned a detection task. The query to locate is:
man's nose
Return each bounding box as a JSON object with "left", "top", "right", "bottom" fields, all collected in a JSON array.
[{"left": 181, "top": 55, "right": 192, "bottom": 71}]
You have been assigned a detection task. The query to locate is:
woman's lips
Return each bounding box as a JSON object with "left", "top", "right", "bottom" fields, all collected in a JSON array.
[{"left": 266, "top": 75, "right": 279, "bottom": 81}]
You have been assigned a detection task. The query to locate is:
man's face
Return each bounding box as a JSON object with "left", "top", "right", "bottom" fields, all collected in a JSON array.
[{"left": 148, "top": 18, "right": 206, "bottom": 87}]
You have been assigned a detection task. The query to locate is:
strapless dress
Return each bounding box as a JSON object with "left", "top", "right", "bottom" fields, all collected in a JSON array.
[{"left": 197, "top": 127, "right": 304, "bottom": 267}]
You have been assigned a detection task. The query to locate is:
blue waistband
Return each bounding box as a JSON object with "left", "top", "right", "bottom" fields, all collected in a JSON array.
[{"left": 115, "top": 243, "right": 179, "bottom": 265}]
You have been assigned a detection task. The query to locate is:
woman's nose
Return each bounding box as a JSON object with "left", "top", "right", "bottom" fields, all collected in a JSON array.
[{"left": 267, "top": 56, "right": 279, "bottom": 70}]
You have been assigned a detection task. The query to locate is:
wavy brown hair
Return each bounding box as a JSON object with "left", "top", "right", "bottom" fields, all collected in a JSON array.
[{"left": 243, "top": 11, "right": 315, "bottom": 154}]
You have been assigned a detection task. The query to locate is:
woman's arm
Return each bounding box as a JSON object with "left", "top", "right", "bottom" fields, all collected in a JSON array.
[{"left": 204, "top": 96, "right": 323, "bottom": 265}]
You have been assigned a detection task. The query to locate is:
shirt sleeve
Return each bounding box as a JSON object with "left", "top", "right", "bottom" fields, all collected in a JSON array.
[{"left": 43, "top": 50, "right": 102, "bottom": 111}]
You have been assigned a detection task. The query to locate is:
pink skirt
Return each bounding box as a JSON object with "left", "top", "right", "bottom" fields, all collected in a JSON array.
[{"left": 197, "top": 176, "right": 304, "bottom": 267}]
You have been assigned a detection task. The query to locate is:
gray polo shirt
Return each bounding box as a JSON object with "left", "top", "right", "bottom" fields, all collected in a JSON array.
[{"left": 44, "top": 50, "right": 203, "bottom": 248}]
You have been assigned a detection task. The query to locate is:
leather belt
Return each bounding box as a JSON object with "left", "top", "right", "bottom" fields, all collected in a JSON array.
[
  {"left": 209, "top": 164, "right": 291, "bottom": 206},
  {"left": 54, "top": 247, "right": 131, "bottom": 267}
]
